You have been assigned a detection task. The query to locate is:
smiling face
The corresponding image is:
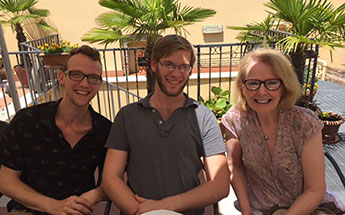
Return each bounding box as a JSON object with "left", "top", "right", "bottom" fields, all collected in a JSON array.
[
  {"left": 241, "top": 59, "right": 284, "bottom": 115},
  {"left": 152, "top": 50, "right": 191, "bottom": 97},
  {"left": 58, "top": 53, "right": 102, "bottom": 108}
]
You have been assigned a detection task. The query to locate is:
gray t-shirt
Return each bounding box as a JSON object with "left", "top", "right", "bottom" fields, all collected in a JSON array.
[{"left": 105, "top": 95, "right": 225, "bottom": 214}]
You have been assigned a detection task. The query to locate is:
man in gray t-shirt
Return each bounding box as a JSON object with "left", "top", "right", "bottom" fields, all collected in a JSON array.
[{"left": 102, "top": 35, "right": 230, "bottom": 215}]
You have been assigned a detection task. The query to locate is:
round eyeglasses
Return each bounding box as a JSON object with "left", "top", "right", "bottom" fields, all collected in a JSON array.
[
  {"left": 243, "top": 79, "right": 282, "bottom": 91},
  {"left": 159, "top": 61, "right": 192, "bottom": 74},
  {"left": 65, "top": 70, "right": 102, "bottom": 85}
]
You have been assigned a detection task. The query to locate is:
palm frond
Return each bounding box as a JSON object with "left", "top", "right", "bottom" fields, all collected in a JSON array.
[
  {"left": 0, "top": 0, "right": 37, "bottom": 12},
  {"left": 36, "top": 19, "right": 57, "bottom": 32},
  {"left": 28, "top": 8, "right": 50, "bottom": 17},
  {"left": 11, "top": 14, "right": 39, "bottom": 24},
  {"left": 178, "top": 5, "right": 216, "bottom": 22},
  {"left": 96, "top": 12, "right": 131, "bottom": 29},
  {"left": 99, "top": 0, "right": 142, "bottom": 19},
  {"left": 81, "top": 27, "right": 127, "bottom": 45}
]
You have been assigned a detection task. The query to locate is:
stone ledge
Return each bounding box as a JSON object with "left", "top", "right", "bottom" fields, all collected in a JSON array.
[{"left": 325, "top": 66, "right": 345, "bottom": 86}]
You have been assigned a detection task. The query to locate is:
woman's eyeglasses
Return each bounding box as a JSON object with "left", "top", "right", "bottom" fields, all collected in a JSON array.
[
  {"left": 65, "top": 70, "right": 102, "bottom": 85},
  {"left": 243, "top": 79, "right": 282, "bottom": 91}
]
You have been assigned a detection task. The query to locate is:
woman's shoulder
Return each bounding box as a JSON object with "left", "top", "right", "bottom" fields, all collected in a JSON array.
[
  {"left": 282, "top": 105, "right": 323, "bottom": 138},
  {"left": 223, "top": 105, "right": 243, "bottom": 120},
  {"left": 284, "top": 105, "right": 320, "bottom": 120}
]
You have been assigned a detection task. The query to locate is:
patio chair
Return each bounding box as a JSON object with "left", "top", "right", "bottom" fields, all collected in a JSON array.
[{"left": 324, "top": 151, "right": 345, "bottom": 189}]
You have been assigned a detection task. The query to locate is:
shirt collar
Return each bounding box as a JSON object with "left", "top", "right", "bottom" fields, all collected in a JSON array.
[
  {"left": 50, "top": 98, "right": 99, "bottom": 129},
  {"left": 138, "top": 93, "right": 198, "bottom": 109}
]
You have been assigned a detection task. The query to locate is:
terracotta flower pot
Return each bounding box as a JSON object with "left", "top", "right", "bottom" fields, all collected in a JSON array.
[
  {"left": 13, "top": 65, "right": 32, "bottom": 87},
  {"left": 41, "top": 53, "right": 69, "bottom": 68},
  {"left": 301, "top": 88, "right": 317, "bottom": 100},
  {"left": 321, "top": 112, "right": 345, "bottom": 144}
]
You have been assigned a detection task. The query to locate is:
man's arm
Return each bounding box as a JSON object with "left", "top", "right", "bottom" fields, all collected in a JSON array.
[
  {"left": 136, "top": 153, "right": 230, "bottom": 214},
  {"left": 80, "top": 186, "right": 107, "bottom": 206},
  {"left": 102, "top": 148, "right": 139, "bottom": 214},
  {"left": 0, "top": 166, "right": 93, "bottom": 215}
]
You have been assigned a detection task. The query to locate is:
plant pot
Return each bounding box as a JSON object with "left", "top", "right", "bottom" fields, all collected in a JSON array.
[
  {"left": 13, "top": 65, "right": 32, "bottom": 87},
  {"left": 301, "top": 88, "right": 317, "bottom": 101},
  {"left": 297, "top": 100, "right": 321, "bottom": 116},
  {"left": 41, "top": 53, "right": 69, "bottom": 68},
  {"left": 321, "top": 112, "right": 345, "bottom": 144},
  {"left": 0, "top": 67, "right": 6, "bottom": 81}
]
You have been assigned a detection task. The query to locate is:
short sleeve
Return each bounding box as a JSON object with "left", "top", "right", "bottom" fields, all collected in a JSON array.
[
  {"left": 195, "top": 104, "right": 226, "bottom": 157},
  {"left": 0, "top": 109, "right": 26, "bottom": 170},
  {"left": 300, "top": 108, "right": 324, "bottom": 143},
  {"left": 221, "top": 105, "right": 241, "bottom": 139},
  {"left": 104, "top": 106, "right": 129, "bottom": 151}
]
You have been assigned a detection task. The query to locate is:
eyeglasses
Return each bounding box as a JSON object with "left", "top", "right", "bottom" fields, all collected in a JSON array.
[
  {"left": 158, "top": 61, "right": 192, "bottom": 73},
  {"left": 243, "top": 79, "right": 282, "bottom": 91},
  {"left": 65, "top": 70, "right": 102, "bottom": 85}
]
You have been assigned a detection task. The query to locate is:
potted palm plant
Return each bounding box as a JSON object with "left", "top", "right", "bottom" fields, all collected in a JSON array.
[
  {"left": 227, "top": 0, "right": 345, "bottom": 87},
  {"left": 81, "top": 0, "right": 216, "bottom": 94},
  {"left": 0, "top": 0, "right": 56, "bottom": 86}
]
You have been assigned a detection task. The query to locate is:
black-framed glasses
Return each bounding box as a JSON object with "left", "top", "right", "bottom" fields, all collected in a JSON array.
[
  {"left": 243, "top": 79, "right": 282, "bottom": 91},
  {"left": 65, "top": 70, "right": 102, "bottom": 85},
  {"left": 159, "top": 61, "right": 192, "bottom": 73}
]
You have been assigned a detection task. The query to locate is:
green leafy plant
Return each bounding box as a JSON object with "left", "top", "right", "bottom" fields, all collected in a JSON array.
[
  {"left": 199, "top": 86, "right": 232, "bottom": 120},
  {"left": 81, "top": 0, "right": 216, "bottom": 93},
  {"left": 319, "top": 111, "right": 331, "bottom": 120}
]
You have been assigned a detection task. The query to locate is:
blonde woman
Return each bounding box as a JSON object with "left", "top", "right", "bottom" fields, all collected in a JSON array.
[{"left": 222, "top": 48, "right": 345, "bottom": 215}]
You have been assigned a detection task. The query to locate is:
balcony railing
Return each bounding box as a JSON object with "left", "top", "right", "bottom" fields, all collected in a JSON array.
[{"left": 0, "top": 33, "right": 319, "bottom": 122}]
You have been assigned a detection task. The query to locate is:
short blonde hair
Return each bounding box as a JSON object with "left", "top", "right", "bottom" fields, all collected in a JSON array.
[{"left": 235, "top": 48, "right": 302, "bottom": 111}]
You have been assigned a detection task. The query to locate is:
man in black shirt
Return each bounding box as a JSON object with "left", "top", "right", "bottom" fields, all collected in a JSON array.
[{"left": 0, "top": 45, "right": 112, "bottom": 215}]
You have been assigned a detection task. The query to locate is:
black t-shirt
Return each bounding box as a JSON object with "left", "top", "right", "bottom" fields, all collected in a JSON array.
[{"left": 0, "top": 100, "right": 112, "bottom": 214}]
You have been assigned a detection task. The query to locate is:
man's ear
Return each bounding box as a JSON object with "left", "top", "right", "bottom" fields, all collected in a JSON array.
[
  {"left": 58, "top": 71, "right": 66, "bottom": 86},
  {"left": 151, "top": 59, "right": 157, "bottom": 73},
  {"left": 188, "top": 69, "right": 193, "bottom": 76}
]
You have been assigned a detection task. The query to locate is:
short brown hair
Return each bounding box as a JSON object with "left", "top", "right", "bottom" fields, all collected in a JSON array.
[
  {"left": 152, "top": 35, "right": 195, "bottom": 67},
  {"left": 64, "top": 45, "right": 101, "bottom": 71},
  {"left": 235, "top": 48, "right": 302, "bottom": 111}
]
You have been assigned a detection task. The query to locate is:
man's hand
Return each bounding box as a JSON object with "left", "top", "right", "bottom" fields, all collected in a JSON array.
[
  {"left": 135, "top": 195, "right": 172, "bottom": 215},
  {"left": 48, "top": 195, "right": 93, "bottom": 215}
]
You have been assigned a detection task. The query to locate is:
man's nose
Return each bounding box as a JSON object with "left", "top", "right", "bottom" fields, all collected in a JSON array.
[
  {"left": 79, "top": 76, "right": 90, "bottom": 85},
  {"left": 170, "top": 66, "right": 183, "bottom": 76}
]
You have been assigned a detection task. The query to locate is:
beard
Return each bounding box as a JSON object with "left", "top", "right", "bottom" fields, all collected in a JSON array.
[{"left": 156, "top": 67, "right": 189, "bottom": 97}]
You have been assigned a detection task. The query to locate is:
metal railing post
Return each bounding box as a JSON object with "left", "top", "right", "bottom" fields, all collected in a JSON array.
[{"left": 0, "top": 23, "right": 21, "bottom": 112}]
